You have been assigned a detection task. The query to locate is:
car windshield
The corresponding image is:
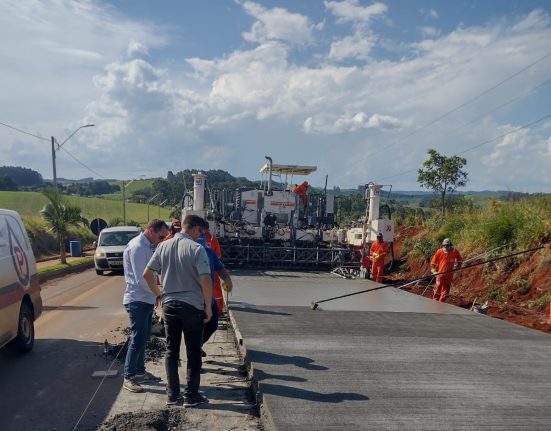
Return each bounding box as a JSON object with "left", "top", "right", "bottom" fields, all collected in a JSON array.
[{"left": 99, "top": 231, "right": 139, "bottom": 247}]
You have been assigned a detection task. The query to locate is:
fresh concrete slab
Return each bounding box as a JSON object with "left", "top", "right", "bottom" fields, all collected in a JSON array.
[{"left": 229, "top": 270, "right": 551, "bottom": 431}]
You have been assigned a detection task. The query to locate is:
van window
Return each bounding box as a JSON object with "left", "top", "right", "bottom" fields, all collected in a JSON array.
[{"left": 99, "top": 232, "right": 139, "bottom": 247}]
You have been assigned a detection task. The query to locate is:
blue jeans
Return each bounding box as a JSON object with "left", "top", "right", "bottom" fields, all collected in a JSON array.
[
  {"left": 163, "top": 300, "right": 204, "bottom": 398},
  {"left": 124, "top": 301, "right": 154, "bottom": 379}
]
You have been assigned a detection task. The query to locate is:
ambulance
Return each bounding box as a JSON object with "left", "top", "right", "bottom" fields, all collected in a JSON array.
[{"left": 0, "top": 209, "right": 42, "bottom": 353}]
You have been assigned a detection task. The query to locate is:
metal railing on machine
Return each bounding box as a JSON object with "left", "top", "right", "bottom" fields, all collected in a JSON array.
[{"left": 221, "top": 244, "right": 351, "bottom": 269}]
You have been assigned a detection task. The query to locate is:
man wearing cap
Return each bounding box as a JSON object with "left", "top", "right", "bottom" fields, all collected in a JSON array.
[
  {"left": 430, "top": 238, "right": 463, "bottom": 302},
  {"left": 370, "top": 233, "right": 388, "bottom": 283}
]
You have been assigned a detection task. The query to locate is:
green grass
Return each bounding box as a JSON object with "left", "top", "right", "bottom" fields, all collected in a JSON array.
[
  {"left": 0, "top": 191, "right": 172, "bottom": 226},
  {"left": 38, "top": 257, "right": 94, "bottom": 274}
]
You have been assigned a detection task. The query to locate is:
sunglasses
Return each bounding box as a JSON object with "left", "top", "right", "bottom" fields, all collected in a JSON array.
[{"left": 159, "top": 235, "right": 166, "bottom": 240}]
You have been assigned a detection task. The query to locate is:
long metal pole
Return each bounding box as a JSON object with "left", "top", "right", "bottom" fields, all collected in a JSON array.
[
  {"left": 122, "top": 180, "right": 126, "bottom": 224},
  {"left": 51, "top": 136, "right": 57, "bottom": 196}
]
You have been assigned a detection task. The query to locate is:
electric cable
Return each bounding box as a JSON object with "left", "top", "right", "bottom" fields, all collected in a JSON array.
[
  {"left": 57, "top": 145, "right": 106, "bottom": 179},
  {"left": 374, "top": 111, "right": 551, "bottom": 182},
  {"left": 0, "top": 120, "right": 49, "bottom": 141},
  {"left": 71, "top": 339, "right": 128, "bottom": 431},
  {"left": 333, "top": 48, "right": 551, "bottom": 183}
]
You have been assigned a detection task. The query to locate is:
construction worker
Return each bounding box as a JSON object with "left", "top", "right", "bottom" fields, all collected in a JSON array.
[
  {"left": 370, "top": 233, "right": 388, "bottom": 283},
  {"left": 430, "top": 238, "right": 463, "bottom": 302},
  {"left": 204, "top": 223, "right": 224, "bottom": 313},
  {"left": 292, "top": 181, "right": 309, "bottom": 207}
]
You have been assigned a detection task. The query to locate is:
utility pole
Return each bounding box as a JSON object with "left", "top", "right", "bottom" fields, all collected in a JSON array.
[
  {"left": 51, "top": 136, "right": 57, "bottom": 196},
  {"left": 50, "top": 124, "right": 94, "bottom": 197}
]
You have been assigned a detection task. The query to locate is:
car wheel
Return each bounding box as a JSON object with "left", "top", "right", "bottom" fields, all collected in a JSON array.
[
  {"left": 96, "top": 269, "right": 104, "bottom": 275},
  {"left": 11, "top": 302, "right": 34, "bottom": 353}
]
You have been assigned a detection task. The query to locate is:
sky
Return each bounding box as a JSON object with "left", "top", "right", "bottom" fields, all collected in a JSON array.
[{"left": 1, "top": 0, "right": 551, "bottom": 192}]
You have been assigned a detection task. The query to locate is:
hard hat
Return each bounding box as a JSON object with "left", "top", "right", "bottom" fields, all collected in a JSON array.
[{"left": 442, "top": 238, "right": 452, "bottom": 246}]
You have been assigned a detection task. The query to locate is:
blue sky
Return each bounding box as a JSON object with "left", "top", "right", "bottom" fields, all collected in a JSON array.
[{"left": 1, "top": 0, "right": 551, "bottom": 191}]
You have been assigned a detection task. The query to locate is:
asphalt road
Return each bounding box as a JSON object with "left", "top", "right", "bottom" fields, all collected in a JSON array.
[{"left": 0, "top": 270, "right": 128, "bottom": 431}]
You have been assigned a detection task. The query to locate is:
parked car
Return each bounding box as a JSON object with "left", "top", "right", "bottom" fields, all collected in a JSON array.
[
  {"left": 0, "top": 209, "right": 42, "bottom": 353},
  {"left": 94, "top": 226, "right": 141, "bottom": 275}
]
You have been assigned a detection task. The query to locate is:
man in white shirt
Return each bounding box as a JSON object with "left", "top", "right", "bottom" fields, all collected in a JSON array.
[{"left": 122, "top": 219, "right": 168, "bottom": 393}]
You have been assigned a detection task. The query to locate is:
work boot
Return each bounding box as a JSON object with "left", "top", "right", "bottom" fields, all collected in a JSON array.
[{"left": 123, "top": 378, "right": 144, "bottom": 393}]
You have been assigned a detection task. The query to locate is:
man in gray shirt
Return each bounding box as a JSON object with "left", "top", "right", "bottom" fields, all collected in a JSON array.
[
  {"left": 122, "top": 219, "right": 168, "bottom": 393},
  {"left": 143, "top": 214, "right": 212, "bottom": 407}
]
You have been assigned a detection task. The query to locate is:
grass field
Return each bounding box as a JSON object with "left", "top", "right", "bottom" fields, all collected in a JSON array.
[{"left": 0, "top": 191, "right": 172, "bottom": 226}]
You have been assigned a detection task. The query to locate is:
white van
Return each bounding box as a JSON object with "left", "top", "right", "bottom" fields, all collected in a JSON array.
[
  {"left": 0, "top": 209, "right": 42, "bottom": 353},
  {"left": 94, "top": 226, "right": 141, "bottom": 275}
]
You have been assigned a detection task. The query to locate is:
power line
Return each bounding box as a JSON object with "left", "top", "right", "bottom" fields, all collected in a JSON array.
[
  {"left": 374, "top": 112, "right": 551, "bottom": 182},
  {"left": 0, "top": 120, "right": 49, "bottom": 141},
  {"left": 57, "top": 145, "right": 106, "bottom": 180},
  {"left": 334, "top": 47, "right": 551, "bottom": 181}
]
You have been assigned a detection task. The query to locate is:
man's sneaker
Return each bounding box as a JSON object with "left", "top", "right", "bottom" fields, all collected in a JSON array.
[
  {"left": 183, "top": 393, "right": 209, "bottom": 407},
  {"left": 123, "top": 378, "right": 144, "bottom": 393},
  {"left": 166, "top": 394, "right": 184, "bottom": 406},
  {"left": 135, "top": 371, "right": 162, "bottom": 383}
]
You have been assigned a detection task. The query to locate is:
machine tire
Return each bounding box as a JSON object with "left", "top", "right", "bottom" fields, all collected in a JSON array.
[
  {"left": 96, "top": 269, "right": 104, "bottom": 276},
  {"left": 10, "top": 302, "right": 34, "bottom": 353}
]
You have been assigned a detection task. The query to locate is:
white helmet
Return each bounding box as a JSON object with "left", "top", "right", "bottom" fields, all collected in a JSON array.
[{"left": 442, "top": 238, "right": 452, "bottom": 247}]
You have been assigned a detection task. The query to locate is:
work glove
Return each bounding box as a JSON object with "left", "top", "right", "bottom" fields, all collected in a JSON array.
[{"left": 431, "top": 268, "right": 438, "bottom": 275}]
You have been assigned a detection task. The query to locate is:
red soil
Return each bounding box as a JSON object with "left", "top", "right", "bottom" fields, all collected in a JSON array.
[{"left": 388, "top": 226, "right": 551, "bottom": 335}]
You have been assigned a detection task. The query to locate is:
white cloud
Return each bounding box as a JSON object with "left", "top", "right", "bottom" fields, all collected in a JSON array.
[
  {"left": 127, "top": 40, "right": 149, "bottom": 58},
  {"left": 240, "top": 1, "right": 317, "bottom": 45},
  {"left": 418, "top": 26, "right": 441, "bottom": 38},
  {"left": 328, "top": 32, "right": 377, "bottom": 60},
  {"left": 420, "top": 8, "right": 439, "bottom": 19},
  {"left": 3, "top": 2, "right": 551, "bottom": 191},
  {"left": 304, "top": 112, "right": 408, "bottom": 134},
  {"left": 325, "top": 0, "right": 388, "bottom": 24}
]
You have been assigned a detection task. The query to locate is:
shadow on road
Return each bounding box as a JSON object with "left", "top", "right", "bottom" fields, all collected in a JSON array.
[{"left": 0, "top": 338, "right": 122, "bottom": 431}]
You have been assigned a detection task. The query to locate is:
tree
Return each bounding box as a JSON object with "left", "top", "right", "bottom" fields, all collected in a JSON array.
[
  {"left": 40, "top": 188, "right": 87, "bottom": 264},
  {"left": 0, "top": 175, "right": 18, "bottom": 191},
  {"left": 417, "top": 149, "right": 468, "bottom": 216}
]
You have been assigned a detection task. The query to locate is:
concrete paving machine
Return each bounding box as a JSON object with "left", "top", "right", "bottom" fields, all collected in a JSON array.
[{"left": 182, "top": 156, "right": 349, "bottom": 269}]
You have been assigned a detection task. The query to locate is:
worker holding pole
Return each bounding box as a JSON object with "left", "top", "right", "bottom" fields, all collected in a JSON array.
[
  {"left": 370, "top": 233, "right": 388, "bottom": 283},
  {"left": 431, "top": 238, "right": 463, "bottom": 302}
]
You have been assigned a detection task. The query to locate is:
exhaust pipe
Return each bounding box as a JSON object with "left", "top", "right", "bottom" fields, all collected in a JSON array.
[{"left": 265, "top": 156, "right": 273, "bottom": 196}]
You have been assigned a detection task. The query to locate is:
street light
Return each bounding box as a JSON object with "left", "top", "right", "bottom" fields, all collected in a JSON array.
[
  {"left": 147, "top": 193, "right": 160, "bottom": 221},
  {"left": 51, "top": 124, "right": 95, "bottom": 196}
]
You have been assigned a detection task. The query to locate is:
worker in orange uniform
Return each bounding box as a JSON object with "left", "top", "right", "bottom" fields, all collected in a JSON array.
[
  {"left": 370, "top": 233, "right": 388, "bottom": 283},
  {"left": 204, "top": 222, "right": 224, "bottom": 313},
  {"left": 430, "top": 238, "right": 463, "bottom": 302},
  {"left": 292, "top": 181, "right": 309, "bottom": 207}
]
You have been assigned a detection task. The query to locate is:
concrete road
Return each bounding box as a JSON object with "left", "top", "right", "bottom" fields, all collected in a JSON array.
[
  {"left": 229, "top": 270, "right": 551, "bottom": 431},
  {"left": 0, "top": 270, "right": 128, "bottom": 431}
]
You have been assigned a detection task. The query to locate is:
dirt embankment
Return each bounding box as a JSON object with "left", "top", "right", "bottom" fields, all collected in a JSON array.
[{"left": 388, "top": 226, "right": 551, "bottom": 334}]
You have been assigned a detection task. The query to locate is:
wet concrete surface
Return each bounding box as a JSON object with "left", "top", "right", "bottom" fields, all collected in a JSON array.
[{"left": 229, "top": 270, "right": 551, "bottom": 431}]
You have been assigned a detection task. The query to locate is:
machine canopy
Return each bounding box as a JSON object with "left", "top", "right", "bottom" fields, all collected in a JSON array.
[{"left": 259, "top": 164, "right": 317, "bottom": 176}]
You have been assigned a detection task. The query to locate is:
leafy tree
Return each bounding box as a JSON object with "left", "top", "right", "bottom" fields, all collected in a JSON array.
[
  {"left": 40, "top": 188, "right": 87, "bottom": 264},
  {"left": 417, "top": 149, "right": 468, "bottom": 216},
  {"left": 0, "top": 175, "right": 18, "bottom": 191},
  {"left": 0, "top": 166, "right": 43, "bottom": 186}
]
